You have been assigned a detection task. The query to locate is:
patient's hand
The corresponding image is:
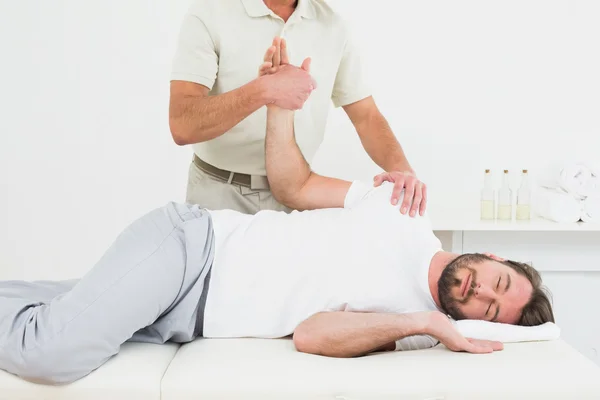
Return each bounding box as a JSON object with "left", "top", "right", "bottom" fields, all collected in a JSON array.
[
  {"left": 258, "top": 37, "right": 290, "bottom": 77},
  {"left": 259, "top": 37, "right": 316, "bottom": 111},
  {"left": 425, "top": 311, "right": 504, "bottom": 354}
]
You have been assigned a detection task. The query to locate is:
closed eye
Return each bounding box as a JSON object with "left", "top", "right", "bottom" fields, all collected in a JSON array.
[
  {"left": 496, "top": 276, "right": 501, "bottom": 291},
  {"left": 492, "top": 305, "right": 500, "bottom": 322},
  {"left": 485, "top": 302, "right": 492, "bottom": 316}
]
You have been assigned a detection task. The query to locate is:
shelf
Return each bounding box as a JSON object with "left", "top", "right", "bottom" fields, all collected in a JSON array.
[{"left": 431, "top": 217, "right": 600, "bottom": 232}]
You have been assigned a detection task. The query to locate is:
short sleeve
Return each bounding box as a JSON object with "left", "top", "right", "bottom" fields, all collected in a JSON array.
[
  {"left": 170, "top": 7, "right": 219, "bottom": 90},
  {"left": 343, "top": 180, "right": 374, "bottom": 209},
  {"left": 331, "top": 26, "right": 372, "bottom": 108}
]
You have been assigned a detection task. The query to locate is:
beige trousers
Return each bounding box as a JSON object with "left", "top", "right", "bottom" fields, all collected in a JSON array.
[{"left": 185, "top": 161, "right": 291, "bottom": 214}]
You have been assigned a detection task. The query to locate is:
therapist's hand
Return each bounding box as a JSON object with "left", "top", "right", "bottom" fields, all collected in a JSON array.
[
  {"left": 373, "top": 171, "right": 427, "bottom": 217},
  {"left": 425, "top": 311, "right": 503, "bottom": 354}
]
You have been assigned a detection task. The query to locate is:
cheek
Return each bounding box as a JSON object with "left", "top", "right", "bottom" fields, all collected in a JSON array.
[{"left": 458, "top": 301, "right": 484, "bottom": 320}]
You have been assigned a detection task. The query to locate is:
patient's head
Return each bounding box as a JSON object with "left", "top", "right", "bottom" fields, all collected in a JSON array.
[{"left": 437, "top": 253, "right": 554, "bottom": 326}]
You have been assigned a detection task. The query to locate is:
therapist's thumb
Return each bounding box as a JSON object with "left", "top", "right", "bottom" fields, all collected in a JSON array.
[{"left": 301, "top": 57, "right": 311, "bottom": 72}]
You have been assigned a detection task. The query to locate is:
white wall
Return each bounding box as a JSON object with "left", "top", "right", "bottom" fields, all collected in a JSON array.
[
  {"left": 1, "top": 1, "right": 600, "bottom": 279},
  {"left": 316, "top": 0, "right": 600, "bottom": 219}
]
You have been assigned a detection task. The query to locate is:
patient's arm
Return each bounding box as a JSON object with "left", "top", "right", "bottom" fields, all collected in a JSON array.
[
  {"left": 265, "top": 107, "right": 352, "bottom": 210},
  {"left": 259, "top": 40, "right": 351, "bottom": 210},
  {"left": 293, "top": 311, "right": 502, "bottom": 358}
]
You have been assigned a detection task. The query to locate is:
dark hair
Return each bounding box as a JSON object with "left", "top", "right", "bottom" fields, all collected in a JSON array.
[{"left": 501, "top": 259, "right": 555, "bottom": 326}]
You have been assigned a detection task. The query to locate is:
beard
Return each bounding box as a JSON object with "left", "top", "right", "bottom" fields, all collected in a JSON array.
[{"left": 438, "top": 262, "right": 478, "bottom": 320}]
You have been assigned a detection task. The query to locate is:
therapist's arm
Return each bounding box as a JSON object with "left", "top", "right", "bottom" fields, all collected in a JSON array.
[
  {"left": 293, "top": 311, "right": 503, "bottom": 358},
  {"left": 169, "top": 80, "right": 270, "bottom": 145},
  {"left": 265, "top": 106, "right": 351, "bottom": 210},
  {"left": 344, "top": 97, "right": 427, "bottom": 217},
  {"left": 170, "top": 66, "right": 315, "bottom": 145}
]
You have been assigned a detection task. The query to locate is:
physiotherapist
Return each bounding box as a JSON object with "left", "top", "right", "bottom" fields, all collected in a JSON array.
[{"left": 169, "top": 0, "right": 427, "bottom": 216}]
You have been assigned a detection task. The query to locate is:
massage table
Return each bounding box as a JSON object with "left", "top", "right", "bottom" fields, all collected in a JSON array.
[{"left": 1, "top": 338, "right": 600, "bottom": 399}]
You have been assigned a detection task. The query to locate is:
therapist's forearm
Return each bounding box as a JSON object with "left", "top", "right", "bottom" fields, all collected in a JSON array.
[
  {"left": 169, "top": 77, "right": 271, "bottom": 145},
  {"left": 356, "top": 113, "right": 414, "bottom": 174}
]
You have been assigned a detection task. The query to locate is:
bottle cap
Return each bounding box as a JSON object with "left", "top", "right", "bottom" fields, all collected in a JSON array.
[
  {"left": 504, "top": 169, "right": 508, "bottom": 173},
  {"left": 523, "top": 169, "right": 528, "bottom": 173},
  {"left": 485, "top": 169, "right": 490, "bottom": 173}
]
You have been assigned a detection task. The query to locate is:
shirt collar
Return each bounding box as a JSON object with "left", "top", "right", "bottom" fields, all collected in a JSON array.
[
  {"left": 241, "top": 0, "right": 271, "bottom": 17},
  {"left": 295, "top": 0, "right": 315, "bottom": 19},
  {"left": 241, "top": 0, "right": 315, "bottom": 19}
]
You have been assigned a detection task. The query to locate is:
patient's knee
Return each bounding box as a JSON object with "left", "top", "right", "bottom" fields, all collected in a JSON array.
[{"left": 16, "top": 348, "right": 87, "bottom": 385}]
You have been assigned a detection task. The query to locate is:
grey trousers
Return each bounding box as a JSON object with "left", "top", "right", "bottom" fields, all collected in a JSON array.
[{"left": 0, "top": 202, "right": 214, "bottom": 384}]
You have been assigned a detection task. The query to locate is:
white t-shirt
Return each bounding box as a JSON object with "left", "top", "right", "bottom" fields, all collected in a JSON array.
[{"left": 204, "top": 181, "right": 442, "bottom": 338}]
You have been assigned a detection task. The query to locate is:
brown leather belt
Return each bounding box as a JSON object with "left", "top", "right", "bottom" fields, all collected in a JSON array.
[{"left": 193, "top": 155, "right": 270, "bottom": 190}]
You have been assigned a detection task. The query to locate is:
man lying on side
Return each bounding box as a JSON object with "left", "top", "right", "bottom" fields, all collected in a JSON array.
[{"left": 0, "top": 55, "right": 554, "bottom": 385}]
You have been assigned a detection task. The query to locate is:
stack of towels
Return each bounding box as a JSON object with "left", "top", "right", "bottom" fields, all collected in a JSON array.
[{"left": 534, "top": 162, "right": 600, "bottom": 223}]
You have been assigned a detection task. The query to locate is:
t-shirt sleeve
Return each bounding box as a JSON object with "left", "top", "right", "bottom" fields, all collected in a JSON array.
[
  {"left": 170, "top": 6, "right": 219, "bottom": 90},
  {"left": 331, "top": 25, "right": 372, "bottom": 108},
  {"left": 395, "top": 335, "right": 439, "bottom": 351},
  {"left": 343, "top": 180, "right": 374, "bottom": 209}
]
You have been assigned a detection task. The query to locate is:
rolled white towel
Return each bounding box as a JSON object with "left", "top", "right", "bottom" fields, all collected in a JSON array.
[
  {"left": 581, "top": 194, "right": 600, "bottom": 223},
  {"left": 538, "top": 162, "right": 595, "bottom": 200},
  {"left": 587, "top": 162, "right": 600, "bottom": 195},
  {"left": 533, "top": 187, "right": 583, "bottom": 223},
  {"left": 453, "top": 319, "right": 560, "bottom": 343}
]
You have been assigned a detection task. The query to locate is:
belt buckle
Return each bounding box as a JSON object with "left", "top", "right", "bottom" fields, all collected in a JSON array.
[{"left": 250, "top": 175, "right": 269, "bottom": 191}]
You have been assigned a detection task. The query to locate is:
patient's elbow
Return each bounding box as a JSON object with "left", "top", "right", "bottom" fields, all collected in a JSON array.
[
  {"left": 276, "top": 193, "right": 299, "bottom": 210},
  {"left": 294, "top": 331, "right": 352, "bottom": 358},
  {"left": 293, "top": 327, "right": 321, "bottom": 355},
  {"left": 293, "top": 315, "right": 334, "bottom": 356},
  {"left": 269, "top": 186, "right": 302, "bottom": 210}
]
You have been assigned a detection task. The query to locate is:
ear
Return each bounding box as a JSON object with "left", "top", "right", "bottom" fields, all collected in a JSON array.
[{"left": 484, "top": 252, "right": 506, "bottom": 262}]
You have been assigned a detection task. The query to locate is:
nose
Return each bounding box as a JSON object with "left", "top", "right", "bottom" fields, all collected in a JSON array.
[{"left": 474, "top": 283, "right": 497, "bottom": 301}]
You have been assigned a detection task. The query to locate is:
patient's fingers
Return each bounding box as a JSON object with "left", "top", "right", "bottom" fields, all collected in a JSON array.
[
  {"left": 463, "top": 340, "right": 494, "bottom": 354},
  {"left": 483, "top": 252, "right": 506, "bottom": 262},
  {"left": 468, "top": 338, "right": 504, "bottom": 351},
  {"left": 463, "top": 339, "right": 498, "bottom": 354},
  {"left": 440, "top": 332, "right": 492, "bottom": 354},
  {"left": 264, "top": 45, "right": 276, "bottom": 62},
  {"left": 273, "top": 37, "right": 281, "bottom": 67},
  {"left": 281, "top": 38, "right": 290, "bottom": 64}
]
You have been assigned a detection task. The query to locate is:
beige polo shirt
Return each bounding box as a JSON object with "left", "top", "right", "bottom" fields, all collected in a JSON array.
[{"left": 171, "top": 0, "right": 371, "bottom": 176}]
